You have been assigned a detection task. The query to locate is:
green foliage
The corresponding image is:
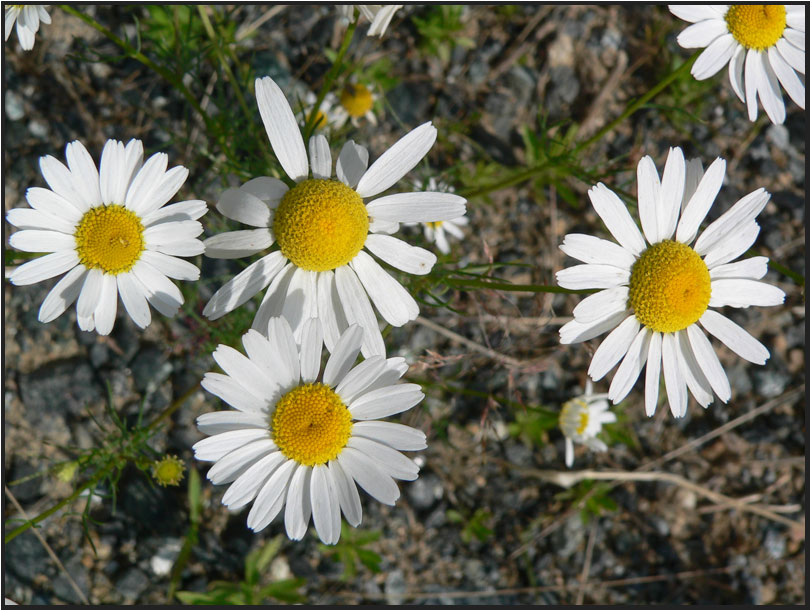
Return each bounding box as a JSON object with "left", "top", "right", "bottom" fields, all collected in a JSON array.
[
  {"left": 447, "top": 507, "right": 494, "bottom": 544},
  {"left": 318, "top": 523, "right": 383, "bottom": 581},
  {"left": 175, "top": 537, "right": 305, "bottom": 605},
  {"left": 508, "top": 406, "right": 559, "bottom": 448},
  {"left": 555, "top": 480, "right": 618, "bottom": 524},
  {"left": 412, "top": 6, "right": 475, "bottom": 64}
]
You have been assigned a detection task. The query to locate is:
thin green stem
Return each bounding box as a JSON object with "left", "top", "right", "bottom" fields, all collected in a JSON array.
[
  {"left": 60, "top": 5, "right": 211, "bottom": 129},
  {"left": 303, "top": 19, "right": 358, "bottom": 141},
  {"left": 768, "top": 258, "right": 805, "bottom": 286},
  {"left": 461, "top": 50, "right": 703, "bottom": 201},
  {"left": 443, "top": 278, "right": 591, "bottom": 294}
]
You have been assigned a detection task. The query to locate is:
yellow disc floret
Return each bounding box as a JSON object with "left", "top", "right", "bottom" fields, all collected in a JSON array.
[
  {"left": 340, "top": 83, "right": 374, "bottom": 118},
  {"left": 272, "top": 383, "right": 352, "bottom": 466},
  {"left": 152, "top": 455, "right": 185, "bottom": 487},
  {"left": 725, "top": 5, "right": 786, "bottom": 50},
  {"left": 628, "top": 240, "right": 711, "bottom": 334},
  {"left": 273, "top": 179, "right": 369, "bottom": 272},
  {"left": 74, "top": 205, "right": 145, "bottom": 274},
  {"left": 559, "top": 398, "right": 590, "bottom": 438}
]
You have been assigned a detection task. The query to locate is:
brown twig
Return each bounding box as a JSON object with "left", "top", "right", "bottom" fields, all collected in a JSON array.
[
  {"left": 575, "top": 519, "right": 598, "bottom": 605},
  {"left": 415, "top": 315, "right": 526, "bottom": 369}
]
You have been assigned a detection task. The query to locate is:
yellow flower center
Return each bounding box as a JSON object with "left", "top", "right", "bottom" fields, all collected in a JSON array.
[
  {"left": 559, "top": 398, "right": 591, "bottom": 437},
  {"left": 313, "top": 109, "right": 329, "bottom": 129},
  {"left": 628, "top": 240, "right": 711, "bottom": 334},
  {"left": 426, "top": 221, "right": 443, "bottom": 229},
  {"left": 340, "top": 83, "right": 374, "bottom": 118},
  {"left": 273, "top": 179, "right": 369, "bottom": 272},
  {"left": 152, "top": 455, "right": 185, "bottom": 487},
  {"left": 725, "top": 5, "right": 787, "bottom": 50},
  {"left": 271, "top": 383, "right": 352, "bottom": 466},
  {"left": 74, "top": 205, "right": 145, "bottom": 274}
]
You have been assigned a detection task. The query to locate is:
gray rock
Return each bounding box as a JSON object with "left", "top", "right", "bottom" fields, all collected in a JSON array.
[
  {"left": 131, "top": 345, "right": 172, "bottom": 394},
  {"left": 5, "top": 532, "right": 51, "bottom": 583},
  {"left": 766, "top": 124, "right": 790, "bottom": 152},
  {"left": 5, "top": 90, "right": 25, "bottom": 120},
  {"left": 115, "top": 567, "right": 149, "bottom": 602},
  {"left": 51, "top": 554, "right": 89, "bottom": 604},
  {"left": 504, "top": 440, "right": 533, "bottom": 466},
  {"left": 384, "top": 569, "right": 407, "bottom": 605},
  {"left": 386, "top": 81, "right": 432, "bottom": 127},
  {"left": 19, "top": 359, "right": 104, "bottom": 421},
  {"left": 763, "top": 529, "right": 786, "bottom": 560},
  {"left": 27, "top": 119, "right": 49, "bottom": 139},
  {"left": 753, "top": 367, "right": 791, "bottom": 398},
  {"left": 407, "top": 474, "right": 443, "bottom": 510}
]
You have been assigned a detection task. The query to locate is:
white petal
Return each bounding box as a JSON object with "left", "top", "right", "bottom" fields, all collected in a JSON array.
[
  {"left": 323, "top": 325, "right": 364, "bottom": 387},
  {"left": 350, "top": 251, "right": 418, "bottom": 327},
  {"left": 676, "top": 157, "right": 726, "bottom": 244},
  {"left": 284, "top": 464, "right": 311, "bottom": 540},
  {"left": 8, "top": 251, "right": 78, "bottom": 286},
  {"left": 587, "top": 184, "right": 646, "bottom": 255},
  {"left": 644, "top": 332, "right": 662, "bottom": 417},
  {"left": 366, "top": 192, "right": 466, "bottom": 223},
  {"left": 25, "top": 187, "right": 83, "bottom": 221},
  {"left": 282, "top": 268, "right": 319, "bottom": 343},
  {"left": 355, "top": 122, "right": 437, "bottom": 198},
  {"left": 310, "top": 465, "right": 341, "bottom": 545},
  {"left": 686, "top": 324, "right": 730, "bottom": 402},
  {"left": 709, "top": 256, "right": 768, "bottom": 280},
  {"left": 768, "top": 46, "right": 805, "bottom": 109},
  {"left": 657, "top": 147, "right": 685, "bottom": 240},
  {"left": 39, "top": 155, "right": 85, "bottom": 212},
  {"left": 328, "top": 460, "right": 362, "bottom": 527},
  {"left": 222, "top": 452, "right": 288, "bottom": 510},
  {"left": 217, "top": 188, "right": 272, "bottom": 228},
  {"left": 76, "top": 267, "right": 103, "bottom": 319},
  {"left": 204, "top": 229, "right": 274, "bottom": 259},
  {"left": 608, "top": 327, "right": 650, "bottom": 404},
  {"left": 9, "top": 229, "right": 75, "bottom": 253},
  {"left": 255, "top": 77, "right": 308, "bottom": 182},
  {"left": 139, "top": 250, "right": 200, "bottom": 281},
  {"left": 252, "top": 263, "right": 296, "bottom": 334},
  {"left": 368, "top": 218, "right": 399, "bottom": 235},
  {"left": 565, "top": 438, "right": 574, "bottom": 467},
  {"left": 337, "top": 447, "right": 400, "bottom": 505},
  {"left": 757, "top": 51, "right": 786, "bottom": 125},
  {"left": 676, "top": 330, "right": 714, "bottom": 409},
  {"left": 144, "top": 220, "right": 203, "bottom": 247},
  {"left": 213, "top": 344, "right": 280, "bottom": 404},
  {"left": 744, "top": 48, "right": 761, "bottom": 121},
  {"left": 263, "top": 316, "right": 301, "bottom": 389},
  {"left": 559, "top": 310, "right": 629, "bottom": 345},
  {"left": 560, "top": 234, "right": 636, "bottom": 269},
  {"left": 336, "top": 140, "right": 369, "bottom": 189},
  {"left": 364, "top": 234, "right": 436, "bottom": 275},
  {"left": 681, "top": 157, "right": 704, "bottom": 211},
  {"left": 783, "top": 27, "right": 805, "bottom": 52},
  {"left": 669, "top": 5, "right": 728, "bottom": 23},
  {"left": 694, "top": 188, "right": 769, "bottom": 255},
  {"left": 334, "top": 265, "right": 385, "bottom": 357},
  {"left": 728, "top": 45, "right": 746, "bottom": 102},
  {"left": 299, "top": 318, "right": 324, "bottom": 383},
  {"left": 129, "top": 259, "right": 184, "bottom": 317},
  {"left": 691, "top": 34, "right": 737, "bottom": 80},
  {"left": 208, "top": 438, "right": 276, "bottom": 485},
  {"left": 38, "top": 265, "right": 87, "bottom": 322},
  {"left": 352, "top": 421, "right": 426, "bottom": 451},
  {"left": 776, "top": 38, "right": 805, "bottom": 75},
  {"left": 308, "top": 134, "right": 332, "bottom": 179},
  {"left": 587, "top": 315, "right": 640, "bottom": 381},
  {"left": 65, "top": 141, "right": 102, "bottom": 209},
  {"left": 699, "top": 309, "right": 769, "bottom": 364},
  {"left": 702, "top": 221, "right": 760, "bottom": 269},
  {"left": 142, "top": 200, "right": 208, "bottom": 226},
  {"left": 346, "top": 437, "right": 418, "bottom": 481},
  {"left": 192, "top": 428, "right": 269, "bottom": 462},
  {"left": 202, "top": 251, "right": 286, "bottom": 319},
  {"left": 123, "top": 152, "right": 168, "bottom": 214},
  {"left": 116, "top": 272, "right": 151, "bottom": 329},
  {"left": 676, "top": 18, "right": 728, "bottom": 47},
  {"left": 571, "top": 286, "right": 629, "bottom": 324},
  {"left": 202, "top": 372, "right": 267, "bottom": 413},
  {"left": 709, "top": 278, "right": 785, "bottom": 308},
  {"left": 662, "top": 332, "right": 688, "bottom": 418},
  {"left": 636, "top": 155, "right": 661, "bottom": 245},
  {"left": 349, "top": 383, "right": 424, "bottom": 420},
  {"left": 317, "top": 270, "right": 348, "bottom": 351},
  {"left": 335, "top": 356, "right": 387, "bottom": 404},
  {"left": 240, "top": 177, "right": 289, "bottom": 206},
  {"left": 196, "top": 411, "right": 270, "bottom": 435},
  {"left": 556, "top": 264, "right": 630, "bottom": 290}
]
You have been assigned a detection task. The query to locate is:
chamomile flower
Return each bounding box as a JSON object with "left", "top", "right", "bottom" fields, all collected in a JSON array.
[
  {"left": 193, "top": 317, "right": 426, "bottom": 545},
  {"left": 202, "top": 76, "right": 466, "bottom": 357},
  {"left": 670, "top": 5, "right": 806, "bottom": 124},
  {"left": 557, "top": 147, "right": 785, "bottom": 418},
  {"left": 6, "top": 139, "right": 206, "bottom": 335},
  {"left": 301, "top": 91, "right": 341, "bottom": 132},
  {"left": 559, "top": 381, "right": 616, "bottom": 468},
  {"left": 408, "top": 178, "right": 468, "bottom": 254},
  {"left": 338, "top": 5, "right": 402, "bottom": 37},
  {"left": 4, "top": 5, "right": 50, "bottom": 51},
  {"left": 333, "top": 82, "right": 379, "bottom": 127}
]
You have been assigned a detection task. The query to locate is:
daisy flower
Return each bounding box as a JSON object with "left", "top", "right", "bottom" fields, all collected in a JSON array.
[
  {"left": 669, "top": 5, "right": 806, "bottom": 125},
  {"left": 6, "top": 139, "right": 206, "bottom": 335},
  {"left": 193, "top": 317, "right": 426, "bottom": 545},
  {"left": 4, "top": 5, "right": 50, "bottom": 51},
  {"left": 301, "top": 91, "right": 342, "bottom": 132},
  {"left": 409, "top": 178, "right": 468, "bottom": 255},
  {"left": 202, "top": 76, "right": 466, "bottom": 357},
  {"left": 557, "top": 147, "right": 786, "bottom": 418},
  {"left": 338, "top": 5, "right": 402, "bottom": 37},
  {"left": 333, "top": 82, "right": 379, "bottom": 127},
  {"left": 559, "top": 381, "right": 616, "bottom": 468}
]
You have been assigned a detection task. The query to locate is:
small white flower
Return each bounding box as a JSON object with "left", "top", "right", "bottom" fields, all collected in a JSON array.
[
  {"left": 408, "top": 178, "right": 469, "bottom": 255},
  {"left": 333, "top": 81, "right": 379, "bottom": 127},
  {"left": 338, "top": 5, "right": 402, "bottom": 37},
  {"left": 669, "top": 4, "right": 806, "bottom": 124},
  {"left": 202, "top": 76, "right": 466, "bottom": 357},
  {"left": 557, "top": 147, "right": 785, "bottom": 418},
  {"left": 559, "top": 381, "right": 616, "bottom": 468},
  {"left": 194, "top": 317, "right": 426, "bottom": 545},
  {"left": 6, "top": 139, "right": 206, "bottom": 334},
  {"left": 300, "top": 91, "right": 342, "bottom": 132},
  {"left": 4, "top": 5, "right": 50, "bottom": 51}
]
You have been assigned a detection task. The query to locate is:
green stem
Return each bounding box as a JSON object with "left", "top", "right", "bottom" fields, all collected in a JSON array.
[
  {"left": 60, "top": 5, "right": 211, "bottom": 130},
  {"left": 768, "top": 258, "right": 805, "bottom": 286},
  {"left": 461, "top": 49, "right": 703, "bottom": 201},
  {"left": 444, "top": 278, "right": 591, "bottom": 294},
  {"left": 303, "top": 19, "right": 358, "bottom": 141}
]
